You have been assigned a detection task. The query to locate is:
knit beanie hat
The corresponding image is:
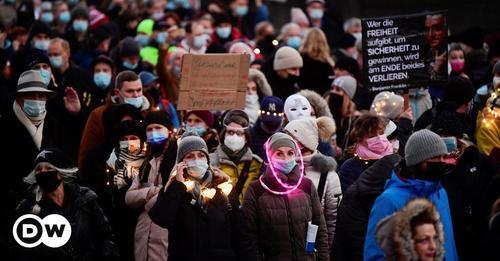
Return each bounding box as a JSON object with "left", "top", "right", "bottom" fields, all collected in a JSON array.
[
  {"left": 291, "top": 8, "right": 309, "bottom": 26},
  {"left": 112, "top": 120, "right": 146, "bottom": 146},
  {"left": 184, "top": 110, "right": 214, "bottom": 128},
  {"left": 119, "top": 37, "right": 141, "bottom": 57},
  {"left": 91, "top": 55, "right": 115, "bottom": 73},
  {"left": 332, "top": 75, "right": 357, "bottom": 99},
  {"left": 443, "top": 77, "right": 474, "bottom": 109},
  {"left": 274, "top": 46, "right": 303, "bottom": 70},
  {"left": 25, "top": 49, "right": 51, "bottom": 70},
  {"left": 71, "top": 5, "right": 90, "bottom": 20},
  {"left": 34, "top": 148, "right": 76, "bottom": 169},
  {"left": 268, "top": 132, "right": 297, "bottom": 152},
  {"left": 29, "top": 20, "right": 52, "bottom": 39},
  {"left": 430, "top": 111, "right": 465, "bottom": 138},
  {"left": 284, "top": 116, "right": 336, "bottom": 151},
  {"left": 370, "top": 91, "right": 404, "bottom": 120},
  {"left": 144, "top": 110, "right": 172, "bottom": 130},
  {"left": 404, "top": 129, "right": 448, "bottom": 167},
  {"left": 176, "top": 133, "right": 209, "bottom": 163},
  {"left": 137, "top": 19, "right": 154, "bottom": 36},
  {"left": 339, "top": 33, "right": 356, "bottom": 49},
  {"left": 335, "top": 57, "right": 360, "bottom": 79}
]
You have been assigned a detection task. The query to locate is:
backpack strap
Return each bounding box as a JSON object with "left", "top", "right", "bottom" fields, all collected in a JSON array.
[
  {"left": 317, "top": 171, "right": 328, "bottom": 202},
  {"left": 230, "top": 161, "right": 252, "bottom": 201}
]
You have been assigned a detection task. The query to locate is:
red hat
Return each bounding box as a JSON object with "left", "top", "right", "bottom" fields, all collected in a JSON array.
[{"left": 184, "top": 110, "right": 214, "bottom": 128}]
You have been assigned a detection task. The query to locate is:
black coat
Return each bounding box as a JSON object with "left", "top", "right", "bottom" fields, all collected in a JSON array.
[
  {"left": 149, "top": 179, "right": 237, "bottom": 261},
  {"left": 332, "top": 154, "right": 401, "bottom": 261},
  {"left": 262, "top": 55, "right": 300, "bottom": 101},
  {"left": 14, "top": 183, "right": 119, "bottom": 261},
  {"left": 298, "top": 54, "right": 333, "bottom": 95}
]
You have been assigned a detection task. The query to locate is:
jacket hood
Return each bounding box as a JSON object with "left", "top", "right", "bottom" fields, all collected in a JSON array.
[
  {"left": 356, "top": 154, "right": 401, "bottom": 196},
  {"left": 305, "top": 151, "right": 337, "bottom": 173},
  {"left": 385, "top": 172, "right": 442, "bottom": 197},
  {"left": 298, "top": 89, "right": 333, "bottom": 118},
  {"left": 249, "top": 68, "right": 273, "bottom": 98}
]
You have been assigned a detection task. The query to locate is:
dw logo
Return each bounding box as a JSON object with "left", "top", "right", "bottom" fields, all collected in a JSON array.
[{"left": 13, "top": 214, "right": 71, "bottom": 248}]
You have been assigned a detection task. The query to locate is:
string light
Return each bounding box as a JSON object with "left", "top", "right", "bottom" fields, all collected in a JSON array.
[
  {"left": 201, "top": 188, "right": 216, "bottom": 199},
  {"left": 217, "top": 181, "right": 233, "bottom": 195}
]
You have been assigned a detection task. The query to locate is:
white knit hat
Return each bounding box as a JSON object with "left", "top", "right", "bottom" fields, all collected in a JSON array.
[
  {"left": 332, "top": 75, "right": 357, "bottom": 99},
  {"left": 273, "top": 46, "right": 303, "bottom": 70},
  {"left": 284, "top": 116, "right": 336, "bottom": 151},
  {"left": 371, "top": 91, "right": 404, "bottom": 120}
]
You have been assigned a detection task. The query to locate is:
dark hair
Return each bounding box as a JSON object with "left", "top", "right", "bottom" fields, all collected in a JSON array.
[
  {"left": 115, "top": 70, "right": 139, "bottom": 90},
  {"left": 350, "top": 112, "right": 385, "bottom": 143},
  {"left": 410, "top": 210, "right": 437, "bottom": 235}
]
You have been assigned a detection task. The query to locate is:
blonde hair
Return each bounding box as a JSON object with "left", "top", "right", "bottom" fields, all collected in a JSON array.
[{"left": 299, "top": 28, "right": 335, "bottom": 66}]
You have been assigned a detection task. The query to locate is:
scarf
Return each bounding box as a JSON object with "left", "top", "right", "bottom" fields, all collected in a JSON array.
[
  {"left": 107, "top": 147, "right": 145, "bottom": 184},
  {"left": 190, "top": 170, "right": 214, "bottom": 211},
  {"left": 13, "top": 101, "right": 46, "bottom": 150},
  {"left": 221, "top": 144, "right": 248, "bottom": 164},
  {"left": 244, "top": 99, "right": 260, "bottom": 126},
  {"left": 355, "top": 142, "right": 393, "bottom": 160}
]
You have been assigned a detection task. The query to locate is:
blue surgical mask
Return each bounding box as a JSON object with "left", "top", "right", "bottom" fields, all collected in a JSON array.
[
  {"left": 136, "top": 34, "right": 150, "bottom": 47},
  {"left": 59, "top": 11, "right": 71, "bottom": 23},
  {"left": 193, "top": 35, "right": 206, "bottom": 49},
  {"left": 216, "top": 26, "right": 231, "bottom": 39},
  {"left": 235, "top": 6, "right": 248, "bottom": 17},
  {"left": 286, "top": 36, "right": 301, "bottom": 49},
  {"left": 123, "top": 60, "right": 138, "bottom": 70},
  {"left": 147, "top": 130, "right": 169, "bottom": 144},
  {"left": 34, "top": 40, "right": 50, "bottom": 51},
  {"left": 38, "top": 69, "right": 51, "bottom": 86},
  {"left": 93, "top": 72, "right": 112, "bottom": 89},
  {"left": 49, "top": 56, "right": 63, "bottom": 69},
  {"left": 165, "top": 1, "right": 176, "bottom": 10},
  {"left": 72, "top": 20, "right": 88, "bottom": 32},
  {"left": 272, "top": 158, "right": 297, "bottom": 174},
  {"left": 185, "top": 124, "right": 207, "bottom": 137},
  {"left": 68, "top": 0, "right": 78, "bottom": 5},
  {"left": 23, "top": 99, "right": 46, "bottom": 117},
  {"left": 308, "top": 8, "right": 324, "bottom": 20},
  {"left": 156, "top": 32, "right": 168, "bottom": 45},
  {"left": 173, "top": 66, "right": 181, "bottom": 77},
  {"left": 41, "top": 12, "right": 54, "bottom": 23},
  {"left": 124, "top": 96, "right": 143, "bottom": 108}
]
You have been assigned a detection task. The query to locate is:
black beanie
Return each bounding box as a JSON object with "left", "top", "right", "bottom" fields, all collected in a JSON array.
[
  {"left": 35, "top": 148, "right": 76, "bottom": 169},
  {"left": 119, "top": 37, "right": 141, "bottom": 57},
  {"left": 443, "top": 77, "right": 474, "bottom": 108},
  {"left": 335, "top": 57, "right": 360, "bottom": 79},
  {"left": 111, "top": 120, "right": 146, "bottom": 146},
  {"left": 25, "top": 49, "right": 51, "bottom": 70},
  {"left": 144, "top": 110, "right": 173, "bottom": 129},
  {"left": 92, "top": 55, "right": 115, "bottom": 73},
  {"left": 430, "top": 111, "right": 465, "bottom": 138},
  {"left": 71, "top": 5, "right": 90, "bottom": 20},
  {"left": 339, "top": 33, "right": 356, "bottom": 49},
  {"left": 28, "top": 20, "right": 52, "bottom": 39}
]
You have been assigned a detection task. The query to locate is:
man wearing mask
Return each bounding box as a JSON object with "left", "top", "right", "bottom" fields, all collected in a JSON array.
[
  {"left": 79, "top": 71, "right": 151, "bottom": 168},
  {"left": 364, "top": 129, "right": 458, "bottom": 261},
  {"left": 52, "top": 1, "right": 71, "bottom": 36},
  {"left": 112, "top": 37, "right": 154, "bottom": 74},
  {"left": 262, "top": 46, "right": 303, "bottom": 101},
  {"left": 179, "top": 22, "right": 208, "bottom": 54},
  {"left": 249, "top": 96, "right": 284, "bottom": 161},
  {"left": 279, "top": 22, "right": 302, "bottom": 49},
  {"left": 305, "top": 0, "right": 343, "bottom": 49},
  {"left": 228, "top": 0, "right": 270, "bottom": 38},
  {"left": 182, "top": 110, "right": 220, "bottom": 152},
  {"left": 64, "top": 5, "right": 91, "bottom": 66}
]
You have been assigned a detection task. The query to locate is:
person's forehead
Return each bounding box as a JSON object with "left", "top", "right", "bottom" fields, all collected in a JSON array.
[
  {"left": 122, "top": 79, "right": 142, "bottom": 89},
  {"left": 226, "top": 122, "right": 244, "bottom": 130},
  {"left": 274, "top": 147, "right": 294, "bottom": 153},
  {"left": 425, "top": 15, "right": 444, "bottom": 25},
  {"left": 147, "top": 123, "right": 166, "bottom": 129},
  {"left": 288, "top": 27, "right": 301, "bottom": 35},
  {"left": 33, "top": 62, "right": 50, "bottom": 68},
  {"left": 308, "top": 2, "right": 324, "bottom": 8}
]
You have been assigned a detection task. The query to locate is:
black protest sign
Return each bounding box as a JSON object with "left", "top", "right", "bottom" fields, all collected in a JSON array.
[{"left": 362, "top": 11, "right": 448, "bottom": 92}]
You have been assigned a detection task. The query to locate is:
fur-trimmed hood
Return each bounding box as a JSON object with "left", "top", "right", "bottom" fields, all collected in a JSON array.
[
  {"left": 299, "top": 89, "right": 333, "bottom": 118},
  {"left": 308, "top": 151, "right": 337, "bottom": 173},
  {"left": 249, "top": 68, "right": 272, "bottom": 98}
]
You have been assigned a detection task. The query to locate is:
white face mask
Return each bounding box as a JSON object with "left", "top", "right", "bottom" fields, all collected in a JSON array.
[
  {"left": 390, "top": 139, "right": 400, "bottom": 153},
  {"left": 224, "top": 134, "right": 246, "bottom": 152},
  {"left": 493, "top": 76, "right": 500, "bottom": 89},
  {"left": 284, "top": 94, "right": 312, "bottom": 121},
  {"left": 119, "top": 139, "right": 141, "bottom": 154},
  {"left": 245, "top": 94, "right": 259, "bottom": 105},
  {"left": 186, "top": 159, "right": 209, "bottom": 179}
]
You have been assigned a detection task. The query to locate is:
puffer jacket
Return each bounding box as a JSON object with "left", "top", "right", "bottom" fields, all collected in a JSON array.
[
  {"left": 241, "top": 165, "right": 329, "bottom": 261},
  {"left": 125, "top": 157, "right": 168, "bottom": 261},
  {"left": 210, "top": 146, "right": 263, "bottom": 202},
  {"left": 303, "top": 151, "right": 342, "bottom": 247}
]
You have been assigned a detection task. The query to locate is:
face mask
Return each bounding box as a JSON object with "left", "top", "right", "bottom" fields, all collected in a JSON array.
[
  {"left": 173, "top": 66, "right": 181, "bottom": 77},
  {"left": 261, "top": 116, "right": 282, "bottom": 133},
  {"left": 493, "top": 76, "right": 500, "bottom": 89},
  {"left": 420, "top": 162, "right": 455, "bottom": 181},
  {"left": 147, "top": 130, "right": 169, "bottom": 144},
  {"left": 38, "top": 69, "right": 51, "bottom": 86},
  {"left": 186, "top": 159, "right": 209, "bottom": 179},
  {"left": 246, "top": 94, "right": 259, "bottom": 104},
  {"left": 72, "top": 20, "right": 88, "bottom": 32},
  {"left": 352, "top": 32, "right": 362, "bottom": 43},
  {"left": 123, "top": 60, "right": 138, "bottom": 70},
  {"left": 272, "top": 158, "right": 297, "bottom": 175},
  {"left": 224, "top": 134, "right": 246, "bottom": 152},
  {"left": 59, "top": 11, "right": 71, "bottom": 23},
  {"left": 308, "top": 8, "right": 324, "bottom": 20},
  {"left": 193, "top": 35, "right": 206, "bottom": 49},
  {"left": 152, "top": 12, "right": 164, "bottom": 20},
  {"left": 235, "top": 6, "right": 248, "bottom": 17},
  {"left": 216, "top": 26, "right": 231, "bottom": 39},
  {"left": 450, "top": 59, "right": 465, "bottom": 73},
  {"left": 156, "top": 32, "right": 168, "bottom": 45},
  {"left": 136, "top": 34, "right": 150, "bottom": 47},
  {"left": 366, "top": 134, "right": 392, "bottom": 154},
  {"left": 329, "top": 93, "right": 344, "bottom": 110},
  {"left": 284, "top": 95, "right": 312, "bottom": 121},
  {"left": 49, "top": 56, "right": 63, "bottom": 69},
  {"left": 124, "top": 96, "right": 144, "bottom": 108},
  {"left": 185, "top": 124, "right": 207, "bottom": 136},
  {"left": 119, "top": 139, "right": 142, "bottom": 153},
  {"left": 174, "top": 0, "right": 191, "bottom": 8},
  {"left": 94, "top": 72, "right": 112, "bottom": 89},
  {"left": 34, "top": 39, "right": 50, "bottom": 51},
  {"left": 41, "top": 12, "right": 54, "bottom": 23},
  {"left": 68, "top": 0, "right": 78, "bottom": 5},
  {"left": 204, "top": 28, "right": 214, "bottom": 36},
  {"left": 23, "top": 99, "right": 46, "bottom": 117},
  {"left": 36, "top": 170, "right": 62, "bottom": 192},
  {"left": 286, "top": 36, "right": 301, "bottom": 49},
  {"left": 441, "top": 137, "right": 458, "bottom": 153}
]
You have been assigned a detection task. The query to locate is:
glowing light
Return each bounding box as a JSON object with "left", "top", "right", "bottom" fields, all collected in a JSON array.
[
  {"left": 201, "top": 188, "right": 216, "bottom": 199},
  {"left": 254, "top": 48, "right": 261, "bottom": 54},
  {"left": 217, "top": 181, "right": 233, "bottom": 195},
  {"left": 184, "top": 180, "right": 194, "bottom": 191},
  {"left": 272, "top": 40, "right": 279, "bottom": 46}
]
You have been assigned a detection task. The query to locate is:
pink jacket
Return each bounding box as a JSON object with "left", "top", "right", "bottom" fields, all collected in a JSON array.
[{"left": 125, "top": 157, "right": 168, "bottom": 261}]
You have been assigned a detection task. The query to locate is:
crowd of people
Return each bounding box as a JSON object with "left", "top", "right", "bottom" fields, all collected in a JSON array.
[{"left": 0, "top": 0, "right": 499, "bottom": 261}]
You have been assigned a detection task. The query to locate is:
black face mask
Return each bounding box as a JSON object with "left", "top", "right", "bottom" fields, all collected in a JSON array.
[
  {"left": 418, "top": 162, "right": 455, "bottom": 181},
  {"left": 329, "top": 93, "right": 344, "bottom": 109},
  {"left": 287, "top": 74, "right": 299, "bottom": 82},
  {"left": 36, "top": 171, "right": 62, "bottom": 192}
]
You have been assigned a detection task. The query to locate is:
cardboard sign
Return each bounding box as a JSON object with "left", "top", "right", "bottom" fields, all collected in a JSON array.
[
  {"left": 362, "top": 11, "right": 448, "bottom": 92},
  {"left": 177, "top": 53, "right": 250, "bottom": 110}
]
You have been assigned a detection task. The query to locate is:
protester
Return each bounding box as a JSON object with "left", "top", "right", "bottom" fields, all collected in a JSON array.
[
  {"left": 263, "top": 46, "right": 303, "bottom": 100},
  {"left": 476, "top": 96, "right": 500, "bottom": 156},
  {"left": 245, "top": 68, "right": 272, "bottom": 126},
  {"left": 182, "top": 110, "right": 220, "bottom": 152},
  {"left": 279, "top": 22, "right": 302, "bottom": 49},
  {"left": 284, "top": 93, "right": 313, "bottom": 122},
  {"left": 304, "top": 0, "right": 343, "bottom": 50},
  {"left": 85, "top": 55, "right": 115, "bottom": 112}
]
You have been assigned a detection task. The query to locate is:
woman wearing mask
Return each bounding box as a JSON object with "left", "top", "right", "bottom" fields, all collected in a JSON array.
[
  {"left": 84, "top": 55, "right": 115, "bottom": 113},
  {"left": 448, "top": 43, "right": 469, "bottom": 79},
  {"left": 244, "top": 68, "right": 273, "bottom": 126},
  {"left": 157, "top": 46, "right": 187, "bottom": 107},
  {"left": 298, "top": 28, "right": 335, "bottom": 95},
  {"left": 63, "top": 6, "right": 91, "bottom": 66},
  {"left": 125, "top": 111, "right": 177, "bottom": 261},
  {"left": 337, "top": 113, "right": 393, "bottom": 192},
  {"left": 182, "top": 110, "right": 220, "bottom": 152},
  {"left": 241, "top": 132, "right": 329, "bottom": 260},
  {"left": 149, "top": 133, "right": 238, "bottom": 261},
  {"left": 210, "top": 110, "right": 263, "bottom": 203}
]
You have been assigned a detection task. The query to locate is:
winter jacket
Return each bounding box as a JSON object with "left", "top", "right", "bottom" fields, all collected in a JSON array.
[
  {"left": 125, "top": 157, "right": 168, "bottom": 261},
  {"left": 363, "top": 173, "right": 458, "bottom": 261},
  {"left": 241, "top": 165, "right": 329, "bottom": 261},
  {"left": 476, "top": 114, "right": 500, "bottom": 156},
  {"left": 332, "top": 154, "right": 401, "bottom": 261},
  {"left": 303, "top": 151, "right": 342, "bottom": 247},
  {"left": 210, "top": 146, "right": 263, "bottom": 203},
  {"left": 249, "top": 119, "right": 275, "bottom": 161},
  {"left": 149, "top": 177, "right": 237, "bottom": 261},
  {"left": 337, "top": 157, "right": 375, "bottom": 193},
  {"left": 298, "top": 55, "right": 334, "bottom": 96},
  {"left": 395, "top": 118, "right": 413, "bottom": 158},
  {"left": 14, "top": 183, "right": 119, "bottom": 261}
]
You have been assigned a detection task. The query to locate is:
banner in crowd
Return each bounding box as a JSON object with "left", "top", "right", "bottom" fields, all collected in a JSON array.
[
  {"left": 362, "top": 11, "right": 448, "bottom": 92},
  {"left": 178, "top": 53, "right": 250, "bottom": 110}
]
